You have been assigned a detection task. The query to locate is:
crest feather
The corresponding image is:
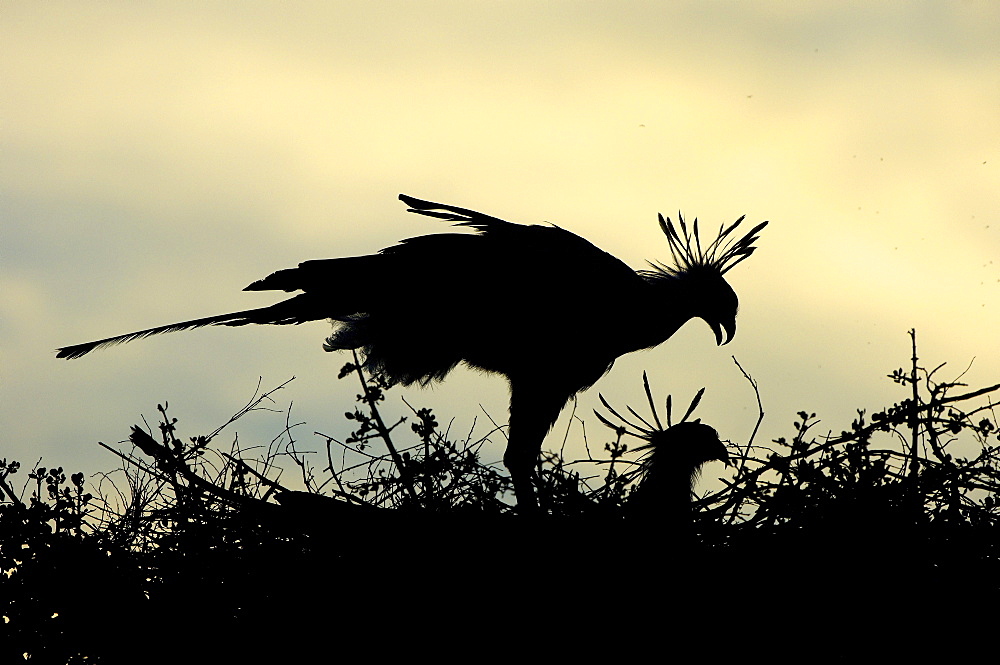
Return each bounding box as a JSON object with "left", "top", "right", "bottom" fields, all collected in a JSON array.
[{"left": 656, "top": 211, "right": 768, "bottom": 277}]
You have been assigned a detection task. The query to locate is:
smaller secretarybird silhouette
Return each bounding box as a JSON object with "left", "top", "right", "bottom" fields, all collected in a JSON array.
[{"left": 57, "top": 195, "right": 767, "bottom": 509}]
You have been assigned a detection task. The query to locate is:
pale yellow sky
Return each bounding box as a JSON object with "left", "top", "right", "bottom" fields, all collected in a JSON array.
[{"left": 2, "top": 2, "right": 998, "bottom": 482}]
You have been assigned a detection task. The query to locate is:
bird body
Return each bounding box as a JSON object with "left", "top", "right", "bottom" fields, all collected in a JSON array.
[{"left": 57, "top": 194, "right": 767, "bottom": 509}]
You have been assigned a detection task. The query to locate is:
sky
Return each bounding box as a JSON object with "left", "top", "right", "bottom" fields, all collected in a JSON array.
[{"left": 3, "top": 2, "right": 998, "bottom": 496}]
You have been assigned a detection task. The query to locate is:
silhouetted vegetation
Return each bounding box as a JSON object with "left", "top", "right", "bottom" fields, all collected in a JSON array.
[{"left": 6, "top": 334, "right": 998, "bottom": 662}]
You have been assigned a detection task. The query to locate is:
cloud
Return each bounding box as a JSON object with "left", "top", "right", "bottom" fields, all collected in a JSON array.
[{"left": 3, "top": 2, "right": 997, "bottom": 481}]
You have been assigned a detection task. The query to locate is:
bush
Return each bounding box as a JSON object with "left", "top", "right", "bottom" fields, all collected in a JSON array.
[{"left": 3, "top": 334, "right": 997, "bottom": 661}]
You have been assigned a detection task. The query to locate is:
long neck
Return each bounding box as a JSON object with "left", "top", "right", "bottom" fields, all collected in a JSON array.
[
  {"left": 628, "top": 458, "right": 705, "bottom": 524},
  {"left": 646, "top": 462, "right": 700, "bottom": 509},
  {"left": 620, "top": 277, "right": 698, "bottom": 353}
]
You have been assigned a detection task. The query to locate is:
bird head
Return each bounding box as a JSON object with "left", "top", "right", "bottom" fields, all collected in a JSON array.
[
  {"left": 681, "top": 269, "right": 739, "bottom": 346},
  {"left": 595, "top": 381, "right": 731, "bottom": 518},
  {"left": 639, "top": 421, "right": 731, "bottom": 470},
  {"left": 643, "top": 210, "right": 767, "bottom": 346},
  {"left": 629, "top": 421, "right": 731, "bottom": 515},
  {"left": 675, "top": 421, "right": 731, "bottom": 467}
]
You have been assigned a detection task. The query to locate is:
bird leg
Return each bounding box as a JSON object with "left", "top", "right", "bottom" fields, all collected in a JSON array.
[{"left": 505, "top": 384, "right": 570, "bottom": 512}]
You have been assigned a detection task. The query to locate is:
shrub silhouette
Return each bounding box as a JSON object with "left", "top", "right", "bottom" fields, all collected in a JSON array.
[{"left": 5, "top": 333, "right": 999, "bottom": 661}]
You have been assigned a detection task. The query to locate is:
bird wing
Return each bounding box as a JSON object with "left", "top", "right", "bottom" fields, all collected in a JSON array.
[
  {"left": 391, "top": 195, "right": 651, "bottom": 363},
  {"left": 247, "top": 195, "right": 641, "bottom": 302},
  {"left": 244, "top": 256, "right": 378, "bottom": 293},
  {"left": 396, "top": 193, "right": 641, "bottom": 284},
  {"left": 398, "top": 194, "right": 516, "bottom": 230}
]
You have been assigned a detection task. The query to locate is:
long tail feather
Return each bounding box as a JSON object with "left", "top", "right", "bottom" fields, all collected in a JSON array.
[
  {"left": 56, "top": 311, "right": 259, "bottom": 359},
  {"left": 56, "top": 295, "right": 317, "bottom": 359}
]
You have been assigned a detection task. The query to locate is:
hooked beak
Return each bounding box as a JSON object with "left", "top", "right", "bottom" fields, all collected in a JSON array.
[{"left": 710, "top": 319, "right": 737, "bottom": 346}]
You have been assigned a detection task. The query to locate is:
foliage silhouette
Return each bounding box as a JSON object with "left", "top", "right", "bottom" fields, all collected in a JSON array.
[{"left": 7, "top": 334, "right": 1000, "bottom": 661}]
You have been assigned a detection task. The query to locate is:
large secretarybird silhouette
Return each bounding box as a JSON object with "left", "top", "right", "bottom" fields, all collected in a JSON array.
[{"left": 57, "top": 194, "right": 767, "bottom": 509}]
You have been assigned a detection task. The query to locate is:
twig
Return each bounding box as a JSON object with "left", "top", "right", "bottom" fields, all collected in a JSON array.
[
  {"left": 908, "top": 329, "right": 921, "bottom": 478},
  {"left": 350, "top": 351, "right": 420, "bottom": 505}
]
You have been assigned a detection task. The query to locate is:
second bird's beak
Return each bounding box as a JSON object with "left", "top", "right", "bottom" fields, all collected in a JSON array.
[{"left": 711, "top": 319, "right": 737, "bottom": 346}]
